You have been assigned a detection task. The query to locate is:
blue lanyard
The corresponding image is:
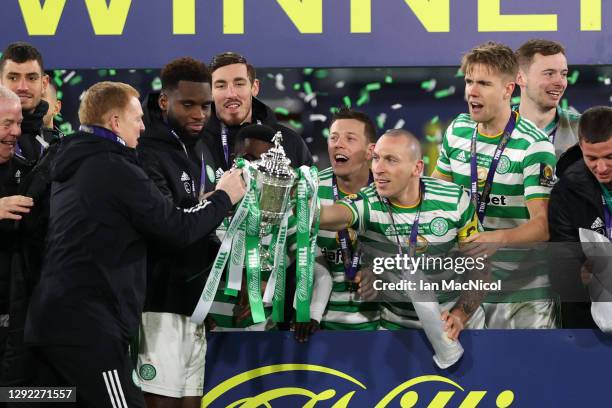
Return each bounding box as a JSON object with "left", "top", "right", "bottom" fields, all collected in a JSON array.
[
  {"left": 332, "top": 172, "right": 373, "bottom": 280},
  {"left": 221, "top": 123, "right": 230, "bottom": 168},
  {"left": 80, "top": 125, "right": 125, "bottom": 145},
  {"left": 382, "top": 180, "right": 424, "bottom": 258},
  {"left": 470, "top": 111, "right": 517, "bottom": 223}
]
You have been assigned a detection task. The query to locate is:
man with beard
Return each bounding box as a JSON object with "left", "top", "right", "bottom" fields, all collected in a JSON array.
[
  {"left": 432, "top": 42, "right": 557, "bottom": 329},
  {"left": 318, "top": 130, "right": 485, "bottom": 340},
  {"left": 549, "top": 106, "right": 612, "bottom": 328},
  {"left": 515, "top": 39, "right": 579, "bottom": 160},
  {"left": 295, "top": 109, "right": 378, "bottom": 343},
  {"left": 135, "top": 57, "right": 217, "bottom": 408},
  {"left": 204, "top": 52, "right": 312, "bottom": 175},
  {"left": 0, "top": 42, "right": 49, "bottom": 163}
]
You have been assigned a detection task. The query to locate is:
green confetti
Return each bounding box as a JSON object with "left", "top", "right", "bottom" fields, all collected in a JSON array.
[
  {"left": 330, "top": 107, "right": 339, "bottom": 114},
  {"left": 56, "top": 91, "right": 63, "bottom": 100},
  {"left": 314, "top": 69, "right": 329, "bottom": 79},
  {"left": 366, "top": 82, "right": 381, "bottom": 91},
  {"left": 567, "top": 70, "right": 579, "bottom": 85},
  {"left": 267, "top": 73, "right": 275, "bottom": 79},
  {"left": 109, "top": 69, "right": 117, "bottom": 76},
  {"left": 274, "top": 107, "right": 290, "bottom": 116},
  {"left": 376, "top": 113, "right": 386, "bottom": 129},
  {"left": 151, "top": 77, "right": 162, "bottom": 91},
  {"left": 511, "top": 96, "right": 521, "bottom": 105},
  {"left": 385, "top": 75, "right": 393, "bottom": 84},
  {"left": 421, "top": 80, "right": 435, "bottom": 90},
  {"left": 322, "top": 128, "right": 330, "bottom": 139},
  {"left": 423, "top": 156, "right": 430, "bottom": 165},
  {"left": 289, "top": 120, "right": 303, "bottom": 129},
  {"left": 303, "top": 82, "right": 313, "bottom": 95},
  {"left": 69, "top": 76, "right": 83, "bottom": 86},
  {"left": 97, "top": 69, "right": 108, "bottom": 77},
  {"left": 293, "top": 83, "right": 301, "bottom": 90},
  {"left": 356, "top": 93, "right": 369, "bottom": 107},
  {"left": 431, "top": 116, "right": 439, "bottom": 124},
  {"left": 59, "top": 122, "right": 74, "bottom": 135},
  {"left": 54, "top": 77, "right": 63, "bottom": 87},
  {"left": 455, "top": 69, "right": 464, "bottom": 78},
  {"left": 434, "top": 86, "right": 455, "bottom": 99},
  {"left": 425, "top": 134, "right": 438, "bottom": 142},
  {"left": 303, "top": 68, "right": 314, "bottom": 75},
  {"left": 343, "top": 96, "right": 351, "bottom": 108},
  {"left": 561, "top": 98, "right": 569, "bottom": 110}
]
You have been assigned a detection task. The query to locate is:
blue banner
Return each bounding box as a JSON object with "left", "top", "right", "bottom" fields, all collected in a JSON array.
[
  {"left": 203, "top": 330, "right": 612, "bottom": 407},
  {"left": 0, "top": 0, "right": 610, "bottom": 69}
]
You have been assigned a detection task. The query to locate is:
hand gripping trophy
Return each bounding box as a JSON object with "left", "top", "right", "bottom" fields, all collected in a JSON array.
[{"left": 191, "top": 132, "right": 319, "bottom": 325}]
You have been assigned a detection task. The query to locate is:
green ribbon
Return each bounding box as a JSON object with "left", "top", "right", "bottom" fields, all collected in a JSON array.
[
  {"left": 244, "top": 174, "right": 266, "bottom": 324},
  {"left": 600, "top": 183, "right": 612, "bottom": 213}
]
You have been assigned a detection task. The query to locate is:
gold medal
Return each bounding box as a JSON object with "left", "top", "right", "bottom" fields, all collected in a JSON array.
[{"left": 477, "top": 166, "right": 488, "bottom": 188}]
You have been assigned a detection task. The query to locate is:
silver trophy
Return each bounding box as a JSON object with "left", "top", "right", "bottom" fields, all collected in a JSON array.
[{"left": 252, "top": 131, "right": 296, "bottom": 270}]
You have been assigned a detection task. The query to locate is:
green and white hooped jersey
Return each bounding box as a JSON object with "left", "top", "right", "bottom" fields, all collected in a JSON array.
[
  {"left": 435, "top": 113, "right": 557, "bottom": 303},
  {"left": 338, "top": 176, "right": 479, "bottom": 329},
  {"left": 317, "top": 167, "right": 379, "bottom": 330}
]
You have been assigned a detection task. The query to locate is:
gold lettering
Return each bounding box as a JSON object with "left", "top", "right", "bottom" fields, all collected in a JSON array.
[
  {"left": 276, "top": 0, "right": 323, "bottom": 33},
  {"left": 84, "top": 0, "right": 132, "bottom": 35},
  {"left": 351, "top": 0, "right": 371, "bottom": 33},
  {"left": 403, "top": 0, "right": 450, "bottom": 32},
  {"left": 478, "top": 0, "right": 557, "bottom": 32},
  {"left": 18, "top": 0, "right": 66, "bottom": 36},
  {"left": 581, "top": 0, "right": 601, "bottom": 31},
  {"left": 173, "top": 0, "right": 195, "bottom": 34},
  {"left": 223, "top": 0, "right": 244, "bottom": 34}
]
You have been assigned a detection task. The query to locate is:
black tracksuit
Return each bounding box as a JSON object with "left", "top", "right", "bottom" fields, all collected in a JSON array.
[
  {"left": 549, "top": 158, "right": 600, "bottom": 328},
  {"left": 16, "top": 101, "right": 49, "bottom": 163},
  {"left": 137, "top": 93, "right": 220, "bottom": 316},
  {"left": 203, "top": 97, "right": 313, "bottom": 172},
  {"left": 24, "top": 130, "right": 233, "bottom": 407}
]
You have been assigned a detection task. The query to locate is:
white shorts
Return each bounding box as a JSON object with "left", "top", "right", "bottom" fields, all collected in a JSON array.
[
  {"left": 483, "top": 300, "right": 558, "bottom": 329},
  {"left": 137, "top": 312, "right": 206, "bottom": 398}
]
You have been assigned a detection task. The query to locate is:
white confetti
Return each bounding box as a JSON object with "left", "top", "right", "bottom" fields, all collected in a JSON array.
[
  {"left": 391, "top": 104, "right": 402, "bottom": 110},
  {"left": 394, "top": 119, "right": 405, "bottom": 129},
  {"left": 305, "top": 137, "right": 313, "bottom": 143},
  {"left": 312, "top": 155, "right": 319, "bottom": 163},
  {"left": 309, "top": 114, "right": 327, "bottom": 122},
  {"left": 275, "top": 73, "right": 285, "bottom": 91},
  {"left": 335, "top": 81, "right": 345, "bottom": 88},
  {"left": 63, "top": 71, "right": 76, "bottom": 83}
]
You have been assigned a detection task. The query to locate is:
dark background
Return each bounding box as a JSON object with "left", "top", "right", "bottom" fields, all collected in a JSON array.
[{"left": 49, "top": 65, "right": 612, "bottom": 173}]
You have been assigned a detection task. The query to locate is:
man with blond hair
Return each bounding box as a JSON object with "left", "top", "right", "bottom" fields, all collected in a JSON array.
[
  {"left": 25, "top": 81, "right": 245, "bottom": 408},
  {"left": 432, "top": 42, "right": 557, "bottom": 329}
]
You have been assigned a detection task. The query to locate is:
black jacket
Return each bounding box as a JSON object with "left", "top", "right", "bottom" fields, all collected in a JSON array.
[
  {"left": 25, "top": 131, "right": 233, "bottom": 346},
  {"left": 549, "top": 159, "right": 601, "bottom": 328},
  {"left": 137, "top": 93, "right": 220, "bottom": 315},
  {"left": 203, "top": 97, "right": 313, "bottom": 172},
  {"left": 16, "top": 101, "right": 48, "bottom": 163}
]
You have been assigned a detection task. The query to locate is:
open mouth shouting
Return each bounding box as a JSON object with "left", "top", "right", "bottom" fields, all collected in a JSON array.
[
  {"left": 469, "top": 101, "right": 484, "bottom": 115},
  {"left": 332, "top": 153, "right": 350, "bottom": 166}
]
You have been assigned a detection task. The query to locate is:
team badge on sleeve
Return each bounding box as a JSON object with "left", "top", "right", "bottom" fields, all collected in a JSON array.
[{"left": 539, "top": 164, "right": 556, "bottom": 187}]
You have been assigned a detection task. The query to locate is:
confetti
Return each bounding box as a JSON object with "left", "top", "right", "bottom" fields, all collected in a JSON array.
[
  {"left": 423, "top": 156, "right": 430, "bottom": 165},
  {"left": 322, "top": 128, "right": 330, "bottom": 138},
  {"left": 376, "top": 113, "right": 387, "bottom": 129},
  {"left": 567, "top": 70, "right": 579, "bottom": 85},
  {"left": 511, "top": 96, "right": 521, "bottom": 105},
  {"left": 312, "top": 155, "right": 319, "bottom": 163},
  {"left": 151, "top": 77, "right": 162, "bottom": 91},
  {"left": 274, "top": 107, "right": 290, "bottom": 116},
  {"left": 97, "top": 69, "right": 108, "bottom": 77},
  {"left": 431, "top": 116, "right": 440, "bottom": 125},
  {"left": 305, "top": 137, "right": 313, "bottom": 143},
  {"left": 335, "top": 81, "right": 345, "bottom": 88},
  {"left": 561, "top": 98, "right": 569, "bottom": 110},
  {"left": 421, "top": 79, "right": 437, "bottom": 92},
  {"left": 343, "top": 96, "right": 352, "bottom": 108},
  {"left": 59, "top": 122, "right": 74, "bottom": 135},
  {"left": 303, "top": 82, "right": 313, "bottom": 95},
  {"left": 289, "top": 120, "right": 303, "bottom": 129},
  {"left": 455, "top": 69, "right": 464, "bottom": 78},
  {"left": 366, "top": 82, "right": 381, "bottom": 91},
  {"left": 108, "top": 69, "right": 116, "bottom": 76},
  {"left": 56, "top": 91, "right": 63, "bottom": 100},
  {"left": 391, "top": 104, "right": 402, "bottom": 110},
  {"left": 69, "top": 76, "right": 83, "bottom": 86},
  {"left": 309, "top": 114, "right": 327, "bottom": 122},
  {"left": 385, "top": 75, "right": 393, "bottom": 84},
  {"left": 314, "top": 69, "right": 329, "bottom": 79},
  {"left": 293, "top": 83, "right": 301, "bottom": 90},
  {"left": 425, "top": 134, "right": 439, "bottom": 142},
  {"left": 394, "top": 119, "right": 405, "bottom": 129},
  {"left": 434, "top": 86, "right": 455, "bottom": 99},
  {"left": 275, "top": 73, "right": 285, "bottom": 91},
  {"left": 598, "top": 76, "right": 611, "bottom": 85},
  {"left": 63, "top": 71, "right": 76, "bottom": 83},
  {"left": 330, "top": 107, "right": 339, "bottom": 114},
  {"left": 303, "top": 68, "right": 314, "bottom": 75},
  {"left": 267, "top": 73, "right": 275, "bottom": 79},
  {"left": 356, "top": 92, "right": 369, "bottom": 107}
]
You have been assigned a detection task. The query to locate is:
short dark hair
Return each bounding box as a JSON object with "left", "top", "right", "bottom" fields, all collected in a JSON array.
[
  {"left": 579, "top": 106, "right": 612, "bottom": 144},
  {"left": 210, "top": 52, "right": 256, "bottom": 83},
  {"left": 330, "top": 107, "right": 377, "bottom": 143},
  {"left": 0, "top": 42, "right": 44, "bottom": 73},
  {"left": 461, "top": 41, "right": 517, "bottom": 79},
  {"left": 161, "top": 57, "right": 211, "bottom": 91},
  {"left": 516, "top": 39, "right": 566, "bottom": 68}
]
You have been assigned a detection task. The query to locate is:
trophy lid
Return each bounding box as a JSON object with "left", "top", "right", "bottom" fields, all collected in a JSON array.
[{"left": 256, "top": 131, "right": 294, "bottom": 179}]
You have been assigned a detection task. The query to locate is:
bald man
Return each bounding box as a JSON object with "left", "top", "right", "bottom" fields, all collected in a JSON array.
[{"left": 319, "top": 129, "right": 486, "bottom": 338}]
